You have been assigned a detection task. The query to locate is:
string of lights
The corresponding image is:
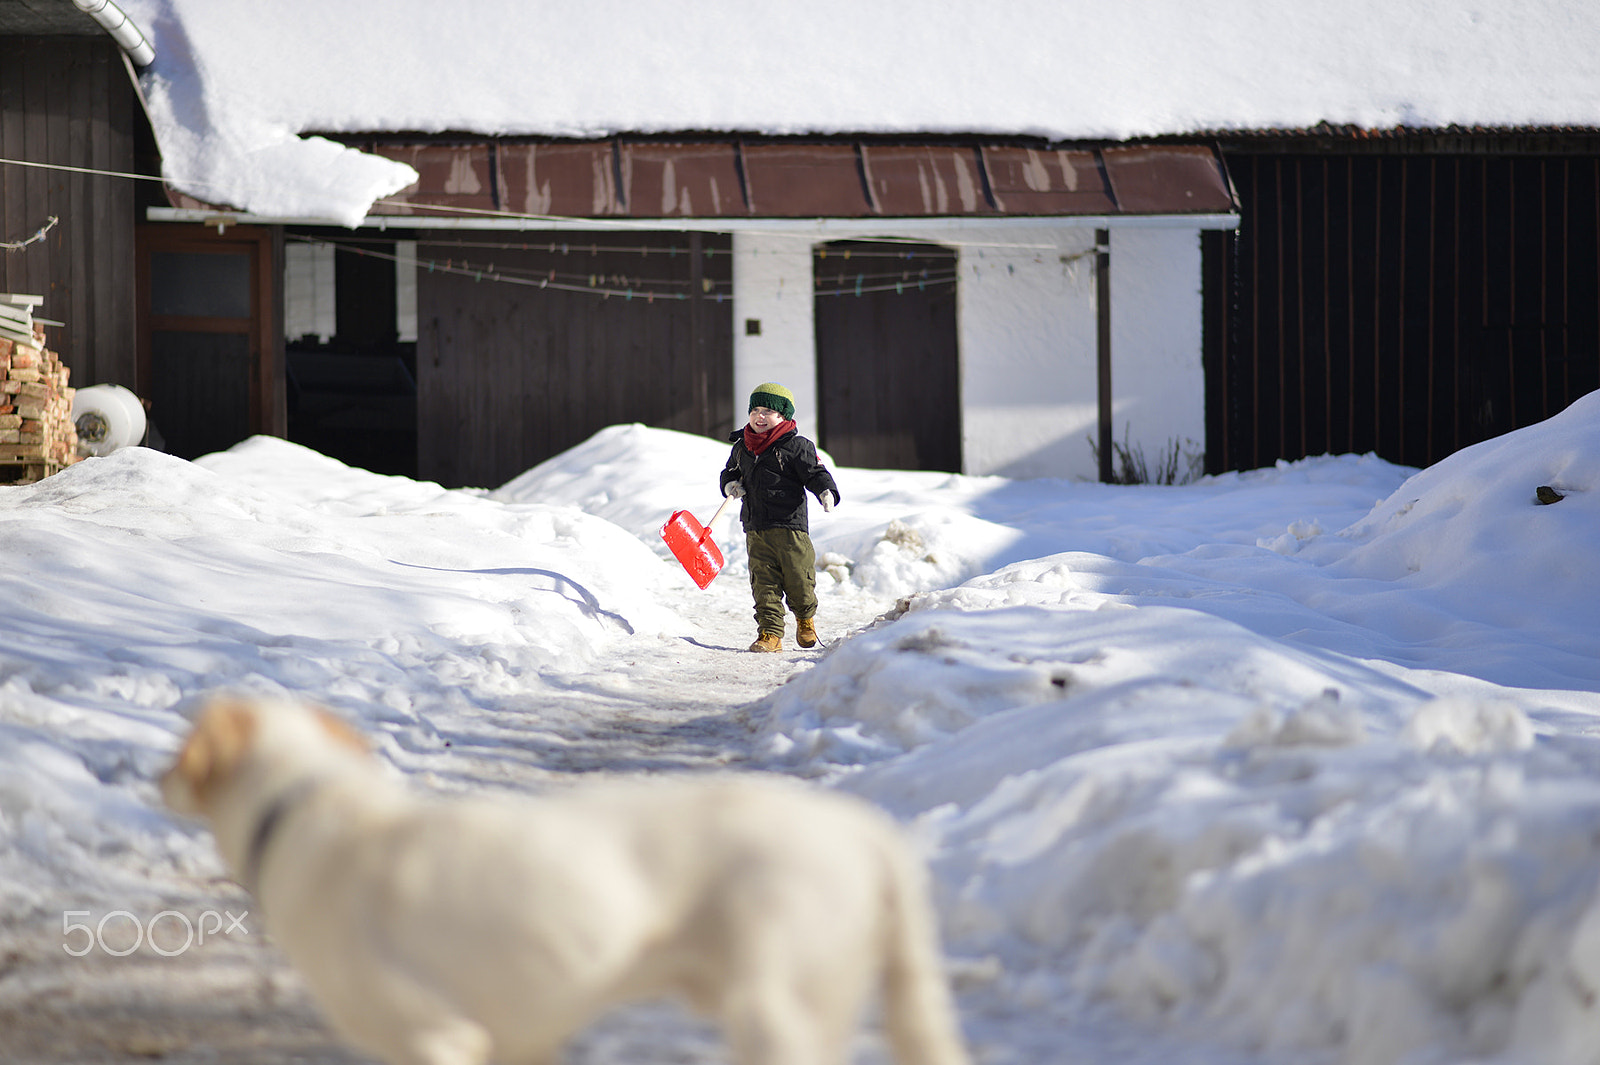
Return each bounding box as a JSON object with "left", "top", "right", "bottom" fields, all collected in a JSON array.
[
  {"left": 328, "top": 232, "right": 970, "bottom": 264},
  {"left": 290, "top": 235, "right": 733, "bottom": 302},
  {"left": 815, "top": 272, "right": 959, "bottom": 297},
  {"left": 293, "top": 234, "right": 973, "bottom": 303},
  {"left": 0, "top": 215, "right": 57, "bottom": 251}
]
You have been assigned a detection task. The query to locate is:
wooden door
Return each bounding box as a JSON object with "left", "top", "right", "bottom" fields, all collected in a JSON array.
[
  {"left": 137, "top": 225, "right": 278, "bottom": 459},
  {"left": 813, "top": 240, "right": 961, "bottom": 472},
  {"left": 415, "top": 231, "right": 733, "bottom": 489}
]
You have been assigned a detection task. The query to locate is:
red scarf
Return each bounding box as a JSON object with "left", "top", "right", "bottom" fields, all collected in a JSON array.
[{"left": 743, "top": 418, "right": 796, "bottom": 456}]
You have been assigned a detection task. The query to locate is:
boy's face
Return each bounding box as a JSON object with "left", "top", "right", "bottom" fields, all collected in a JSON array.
[{"left": 749, "top": 406, "right": 784, "bottom": 431}]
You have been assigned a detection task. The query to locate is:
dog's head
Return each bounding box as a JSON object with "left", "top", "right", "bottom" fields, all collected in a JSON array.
[{"left": 162, "top": 694, "right": 371, "bottom": 818}]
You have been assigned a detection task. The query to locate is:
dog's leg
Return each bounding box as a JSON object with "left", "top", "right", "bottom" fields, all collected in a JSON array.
[
  {"left": 340, "top": 1019, "right": 492, "bottom": 1065},
  {"left": 723, "top": 981, "right": 844, "bottom": 1065},
  {"left": 305, "top": 971, "right": 493, "bottom": 1065},
  {"left": 879, "top": 849, "right": 971, "bottom": 1065}
]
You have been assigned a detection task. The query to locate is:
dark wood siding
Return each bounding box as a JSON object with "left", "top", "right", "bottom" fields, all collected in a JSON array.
[
  {"left": 1207, "top": 144, "right": 1600, "bottom": 472},
  {"left": 813, "top": 240, "right": 961, "bottom": 472},
  {"left": 415, "top": 231, "right": 734, "bottom": 489},
  {"left": 0, "top": 38, "right": 138, "bottom": 386}
]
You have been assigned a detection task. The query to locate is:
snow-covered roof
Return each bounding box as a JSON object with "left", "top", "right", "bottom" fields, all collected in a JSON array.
[{"left": 119, "top": 0, "right": 1600, "bottom": 226}]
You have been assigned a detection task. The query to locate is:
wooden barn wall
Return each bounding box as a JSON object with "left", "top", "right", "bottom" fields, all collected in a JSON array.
[
  {"left": 416, "top": 231, "right": 734, "bottom": 489},
  {"left": 1206, "top": 148, "right": 1600, "bottom": 473},
  {"left": 0, "top": 38, "right": 138, "bottom": 387}
]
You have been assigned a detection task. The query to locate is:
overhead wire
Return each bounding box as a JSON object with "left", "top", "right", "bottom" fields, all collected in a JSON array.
[
  {"left": 1, "top": 156, "right": 1078, "bottom": 300},
  {"left": 0, "top": 155, "right": 1065, "bottom": 255}
]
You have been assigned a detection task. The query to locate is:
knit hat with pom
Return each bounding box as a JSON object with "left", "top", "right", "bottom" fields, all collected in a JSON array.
[{"left": 748, "top": 382, "right": 795, "bottom": 419}]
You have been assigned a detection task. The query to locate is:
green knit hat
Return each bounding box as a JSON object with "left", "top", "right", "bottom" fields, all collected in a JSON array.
[{"left": 748, "top": 382, "right": 796, "bottom": 420}]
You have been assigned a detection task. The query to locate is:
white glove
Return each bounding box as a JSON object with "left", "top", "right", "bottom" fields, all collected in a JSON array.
[
  {"left": 723, "top": 480, "right": 745, "bottom": 499},
  {"left": 820, "top": 490, "right": 837, "bottom": 512}
]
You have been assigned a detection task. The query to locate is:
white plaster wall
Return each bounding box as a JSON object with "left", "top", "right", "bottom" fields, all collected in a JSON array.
[
  {"left": 731, "top": 233, "right": 816, "bottom": 427},
  {"left": 726, "top": 222, "right": 1208, "bottom": 480},
  {"left": 284, "top": 240, "right": 336, "bottom": 342},
  {"left": 395, "top": 239, "right": 419, "bottom": 342},
  {"left": 956, "top": 226, "right": 1100, "bottom": 479},
  {"left": 1107, "top": 227, "right": 1207, "bottom": 479}
]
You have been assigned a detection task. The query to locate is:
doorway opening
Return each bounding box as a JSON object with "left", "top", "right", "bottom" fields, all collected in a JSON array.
[
  {"left": 283, "top": 232, "right": 419, "bottom": 477},
  {"left": 813, "top": 240, "right": 961, "bottom": 472}
]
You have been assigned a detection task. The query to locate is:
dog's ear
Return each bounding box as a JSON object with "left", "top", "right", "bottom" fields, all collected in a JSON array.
[
  {"left": 163, "top": 697, "right": 259, "bottom": 814},
  {"left": 311, "top": 706, "right": 370, "bottom": 753}
]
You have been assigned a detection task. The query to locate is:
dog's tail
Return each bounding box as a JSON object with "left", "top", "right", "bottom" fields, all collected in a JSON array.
[{"left": 880, "top": 840, "right": 971, "bottom": 1065}]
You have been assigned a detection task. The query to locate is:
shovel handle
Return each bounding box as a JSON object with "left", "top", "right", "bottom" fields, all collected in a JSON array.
[{"left": 698, "top": 494, "right": 735, "bottom": 544}]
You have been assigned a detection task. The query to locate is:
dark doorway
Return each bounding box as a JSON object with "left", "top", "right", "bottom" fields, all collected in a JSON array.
[
  {"left": 415, "top": 231, "right": 734, "bottom": 489},
  {"left": 283, "top": 233, "right": 418, "bottom": 477},
  {"left": 813, "top": 240, "right": 961, "bottom": 472},
  {"left": 137, "top": 225, "right": 278, "bottom": 460}
]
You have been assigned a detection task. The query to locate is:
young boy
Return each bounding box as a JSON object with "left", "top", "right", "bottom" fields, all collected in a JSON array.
[{"left": 719, "top": 383, "right": 840, "bottom": 653}]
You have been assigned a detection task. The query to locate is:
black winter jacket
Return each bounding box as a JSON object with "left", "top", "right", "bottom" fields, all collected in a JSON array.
[{"left": 720, "top": 428, "right": 840, "bottom": 534}]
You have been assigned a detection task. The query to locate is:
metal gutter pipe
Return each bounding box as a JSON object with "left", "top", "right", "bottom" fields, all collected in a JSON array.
[
  {"left": 146, "top": 206, "right": 1243, "bottom": 234},
  {"left": 72, "top": 0, "right": 155, "bottom": 67}
]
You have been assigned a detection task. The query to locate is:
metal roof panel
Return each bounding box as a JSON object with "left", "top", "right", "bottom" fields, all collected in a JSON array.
[
  {"left": 980, "top": 147, "right": 1116, "bottom": 215},
  {"left": 371, "top": 144, "right": 498, "bottom": 216},
  {"left": 496, "top": 142, "right": 623, "bottom": 217},
  {"left": 620, "top": 142, "right": 747, "bottom": 217},
  {"left": 861, "top": 145, "right": 994, "bottom": 216},
  {"left": 1101, "top": 145, "right": 1235, "bottom": 213},
  {"left": 740, "top": 144, "right": 871, "bottom": 217}
]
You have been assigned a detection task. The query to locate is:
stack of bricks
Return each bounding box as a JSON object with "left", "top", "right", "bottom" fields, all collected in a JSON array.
[{"left": 0, "top": 312, "right": 78, "bottom": 484}]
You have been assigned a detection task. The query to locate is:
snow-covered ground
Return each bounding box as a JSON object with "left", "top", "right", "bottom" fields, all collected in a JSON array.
[{"left": 6, "top": 393, "right": 1600, "bottom": 1065}]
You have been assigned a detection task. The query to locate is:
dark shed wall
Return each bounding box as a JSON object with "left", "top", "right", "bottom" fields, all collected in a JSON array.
[
  {"left": 1207, "top": 137, "right": 1600, "bottom": 473},
  {"left": 0, "top": 38, "right": 138, "bottom": 386},
  {"left": 415, "top": 231, "right": 734, "bottom": 489}
]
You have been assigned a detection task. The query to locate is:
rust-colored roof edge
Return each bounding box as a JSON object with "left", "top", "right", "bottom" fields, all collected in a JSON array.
[
  {"left": 162, "top": 184, "right": 240, "bottom": 215},
  {"left": 334, "top": 136, "right": 1234, "bottom": 220},
  {"left": 156, "top": 135, "right": 1243, "bottom": 221}
]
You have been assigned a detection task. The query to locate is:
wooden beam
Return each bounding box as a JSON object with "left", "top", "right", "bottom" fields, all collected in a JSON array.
[{"left": 1096, "top": 228, "right": 1112, "bottom": 483}]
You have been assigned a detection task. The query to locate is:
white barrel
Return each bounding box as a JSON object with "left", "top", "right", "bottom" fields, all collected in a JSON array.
[{"left": 72, "top": 384, "right": 147, "bottom": 456}]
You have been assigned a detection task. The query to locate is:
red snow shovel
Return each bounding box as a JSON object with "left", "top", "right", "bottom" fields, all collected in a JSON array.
[{"left": 661, "top": 495, "right": 736, "bottom": 589}]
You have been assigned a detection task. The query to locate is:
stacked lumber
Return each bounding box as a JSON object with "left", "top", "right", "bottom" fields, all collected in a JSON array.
[
  {"left": 0, "top": 295, "right": 78, "bottom": 484},
  {"left": 0, "top": 293, "right": 41, "bottom": 346}
]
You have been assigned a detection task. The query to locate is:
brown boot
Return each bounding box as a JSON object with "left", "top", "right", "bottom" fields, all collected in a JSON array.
[
  {"left": 796, "top": 616, "right": 819, "bottom": 648},
  {"left": 749, "top": 632, "right": 783, "bottom": 653}
]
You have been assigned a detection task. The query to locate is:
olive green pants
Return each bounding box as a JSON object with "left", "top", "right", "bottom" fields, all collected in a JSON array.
[{"left": 746, "top": 528, "right": 817, "bottom": 636}]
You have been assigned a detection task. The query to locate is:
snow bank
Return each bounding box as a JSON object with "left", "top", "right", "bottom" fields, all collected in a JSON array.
[
  {"left": 0, "top": 440, "right": 685, "bottom": 909},
  {"left": 1318, "top": 389, "right": 1600, "bottom": 648},
  {"left": 760, "top": 597, "right": 1600, "bottom": 1063},
  {"left": 8, "top": 395, "right": 1600, "bottom": 1065},
  {"left": 755, "top": 393, "right": 1600, "bottom": 1064},
  {"left": 1123, "top": 393, "right": 1600, "bottom": 690},
  {"left": 499, "top": 424, "right": 1417, "bottom": 611},
  {"left": 494, "top": 423, "right": 736, "bottom": 550}
]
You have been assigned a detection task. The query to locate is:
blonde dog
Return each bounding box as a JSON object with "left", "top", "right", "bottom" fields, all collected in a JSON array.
[{"left": 162, "top": 694, "right": 971, "bottom": 1065}]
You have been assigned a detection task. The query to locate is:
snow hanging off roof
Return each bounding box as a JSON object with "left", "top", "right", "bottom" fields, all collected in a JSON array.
[{"left": 120, "top": 0, "right": 1600, "bottom": 225}]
